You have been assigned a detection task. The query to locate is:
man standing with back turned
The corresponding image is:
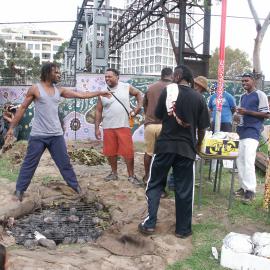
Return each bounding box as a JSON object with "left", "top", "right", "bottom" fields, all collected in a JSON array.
[
  {"left": 143, "top": 67, "right": 173, "bottom": 183},
  {"left": 235, "top": 72, "right": 269, "bottom": 202},
  {"left": 138, "top": 65, "right": 210, "bottom": 238},
  {"left": 6, "top": 62, "right": 110, "bottom": 202}
]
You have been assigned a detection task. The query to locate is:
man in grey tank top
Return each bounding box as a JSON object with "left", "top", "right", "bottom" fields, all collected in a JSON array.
[{"left": 5, "top": 62, "right": 110, "bottom": 202}]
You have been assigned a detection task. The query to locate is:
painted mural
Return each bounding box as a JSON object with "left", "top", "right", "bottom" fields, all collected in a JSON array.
[{"left": 0, "top": 74, "right": 269, "bottom": 142}]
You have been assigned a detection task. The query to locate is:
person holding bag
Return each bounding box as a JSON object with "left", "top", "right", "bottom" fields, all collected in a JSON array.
[{"left": 95, "top": 68, "right": 143, "bottom": 186}]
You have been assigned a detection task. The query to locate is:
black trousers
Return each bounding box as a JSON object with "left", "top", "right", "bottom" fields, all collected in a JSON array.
[{"left": 143, "top": 153, "right": 194, "bottom": 235}]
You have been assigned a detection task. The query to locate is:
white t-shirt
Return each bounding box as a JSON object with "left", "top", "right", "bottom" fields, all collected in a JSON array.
[{"left": 101, "top": 82, "right": 131, "bottom": 129}]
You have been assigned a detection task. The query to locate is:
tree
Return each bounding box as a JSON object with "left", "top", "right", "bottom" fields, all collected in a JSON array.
[
  {"left": 209, "top": 46, "right": 252, "bottom": 79},
  {"left": 0, "top": 41, "right": 41, "bottom": 84},
  {"left": 247, "top": 0, "right": 270, "bottom": 85},
  {"left": 54, "top": 41, "right": 69, "bottom": 63}
]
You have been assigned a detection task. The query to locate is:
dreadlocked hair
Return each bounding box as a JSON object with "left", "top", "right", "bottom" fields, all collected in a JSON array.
[
  {"left": 174, "top": 64, "right": 194, "bottom": 88},
  {"left": 40, "top": 62, "right": 58, "bottom": 82}
]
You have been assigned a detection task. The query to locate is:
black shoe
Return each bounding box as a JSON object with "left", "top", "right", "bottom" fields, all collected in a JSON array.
[
  {"left": 234, "top": 188, "right": 245, "bottom": 197},
  {"left": 242, "top": 190, "right": 255, "bottom": 204},
  {"left": 14, "top": 190, "right": 24, "bottom": 202},
  {"left": 175, "top": 231, "right": 192, "bottom": 239},
  {"left": 138, "top": 223, "right": 155, "bottom": 235}
]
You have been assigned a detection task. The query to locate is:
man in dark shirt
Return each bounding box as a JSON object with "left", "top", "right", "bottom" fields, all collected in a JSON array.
[
  {"left": 143, "top": 67, "right": 173, "bottom": 184},
  {"left": 138, "top": 65, "right": 210, "bottom": 238}
]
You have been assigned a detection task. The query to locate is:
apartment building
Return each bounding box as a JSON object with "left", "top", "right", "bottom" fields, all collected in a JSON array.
[
  {"left": 120, "top": 0, "right": 192, "bottom": 75},
  {"left": 0, "top": 27, "right": 63, "bottom": 64}
]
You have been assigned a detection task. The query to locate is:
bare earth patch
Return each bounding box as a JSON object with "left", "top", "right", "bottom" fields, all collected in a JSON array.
[{"left": 0, "top": 141, "right": 193, "bottom": 270}]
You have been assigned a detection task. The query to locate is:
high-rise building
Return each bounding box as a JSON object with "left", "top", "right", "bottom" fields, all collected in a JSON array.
[
  {"left": 119, "top": 0, "right": 192, "bottom": 75},
  {"left": 0, "top": 27, "right": 64, "bottom": 64}
]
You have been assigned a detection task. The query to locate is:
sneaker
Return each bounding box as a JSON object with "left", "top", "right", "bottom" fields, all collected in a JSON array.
[
  {"left": 242, "top": 190, "right": 255, "bottom": 203},
  {"left": 104, "top": 172, "right": 118, "bottom": 182},
  {"left": 234, "top": 188, "right": 245, "bottom": 197},
  {"left": 128, "top": 175, "right": 144, "bottom": 187},
  {"left": 138, "top": 223, "right": 155, "bottom": 235}
]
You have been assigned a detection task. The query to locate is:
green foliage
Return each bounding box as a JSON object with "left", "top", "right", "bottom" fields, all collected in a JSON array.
[
  {"left": 209, "top": 46, "right": 252, "bottom": 79},
  {"left": 0, "top": 158, "right": 19, "bottom": 182},
  {"left": 53, "top": 41, "right": 69, "bottom": 63},
  {"left": 0, "top": 39, "right": 41, "bottom": 83}
]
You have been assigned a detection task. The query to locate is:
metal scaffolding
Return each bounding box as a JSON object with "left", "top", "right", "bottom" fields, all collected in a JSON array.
[{"left": 65, "top": 0, "right": 211, "bottom": 76}]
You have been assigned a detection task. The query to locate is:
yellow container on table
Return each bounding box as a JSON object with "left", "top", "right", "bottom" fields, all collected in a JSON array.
[{"left": 201, "top": 132, "right": 239, "bottom": 157}]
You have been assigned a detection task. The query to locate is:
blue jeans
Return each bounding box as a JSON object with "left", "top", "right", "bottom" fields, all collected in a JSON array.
[{"left": 16, "top": 135, "right": 79, "bottom": 192}]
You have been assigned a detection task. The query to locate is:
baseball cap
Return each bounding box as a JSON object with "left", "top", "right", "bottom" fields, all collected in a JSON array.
[{"left": 241, "top": 71, "right": 254, "bottom": 78}]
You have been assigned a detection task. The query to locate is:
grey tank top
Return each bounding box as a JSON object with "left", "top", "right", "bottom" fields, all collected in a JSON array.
[{"left": 30, "top": 83, "right": 63, "bottom": 136}]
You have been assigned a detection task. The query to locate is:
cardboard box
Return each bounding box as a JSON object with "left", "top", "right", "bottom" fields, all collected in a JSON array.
[
  {"left": 201, "top": 137, "right": 239, "bottom": 157},
  {"left": 220, "top": 245, "right": 270, "bottom": 270}
]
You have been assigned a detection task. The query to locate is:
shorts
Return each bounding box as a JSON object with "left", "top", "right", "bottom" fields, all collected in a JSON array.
[
  {"left": 144, "top": 124, "right": 162, "bottom": 156},
  {"left": 103, "top": 128, "right": 134, "bottom": 159}
]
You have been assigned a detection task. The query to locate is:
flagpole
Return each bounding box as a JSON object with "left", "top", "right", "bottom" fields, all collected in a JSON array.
[{"left": 214, "top": 0, "right": 227, "bottom": 133}]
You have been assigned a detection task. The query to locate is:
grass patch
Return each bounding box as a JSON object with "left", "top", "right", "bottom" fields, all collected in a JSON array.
[
  {"left": 166, "top": 160, "right": 270, "bottom": 269},
  {"left": 0, "top": 157, "right": 19, "bottom": 182},
  {"left": 167, "top": 222, "right": 226, "bottom": 270}
]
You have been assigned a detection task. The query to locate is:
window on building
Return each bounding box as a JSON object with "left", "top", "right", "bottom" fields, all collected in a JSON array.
[
  {"left": 155, "top": 65, "right": 161, "bottom": 72},
  {"left": 145, "top": 66, "right": 148, "bottom": 73},
  {"left": 150, "top": 65, "right": 154, "bottom": 72},
  {"left": 150, "top": 56, "right": 154, "bottom": 62},
  {"left": 35, "top": 44, "right": 40, "bottom": 50},
  {"left": 53, "top": 45, "right": 59, "bottom": 51},
  {"left": 141, "top": 40, "right": 145, "bottom": 48},
  {"left": 42, "top": 53, "right": 51, "bottom": 60},
  {"left": 155, "top": 56, "right": 161, "bottom": 63},
  {"left": 28, "top": 44, "right": 33, "bottom": 50},
  {"left": 42, "top": 44, "right": 51, "bottom": 51},
  {"left": 150, "top": 48, "right": 154, "bottom": 54},
  {"left": 146, "top": 48, "right": 149, "bottom": 55},
  {"left": 156, "top": 47, "right": 162, "bottom": 54}
]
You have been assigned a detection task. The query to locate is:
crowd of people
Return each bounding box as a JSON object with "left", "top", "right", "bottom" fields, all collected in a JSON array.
[{"left": 3, "top": 62, "right": 269, "bottom": 239}]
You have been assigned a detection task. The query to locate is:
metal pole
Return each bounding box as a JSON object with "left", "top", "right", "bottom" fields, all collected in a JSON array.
[
  {"left": 178, "top": 0, "right": 186, "bottom": 65},
  {"left": 214, "top": 0, "right": 227, "bottom": 133}
]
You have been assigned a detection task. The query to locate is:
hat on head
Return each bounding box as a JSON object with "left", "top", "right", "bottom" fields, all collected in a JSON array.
[
  {"left": 194, "top": 76, "right": 209, "bottom": 92},
  {"left": 241, "top": 71, "right": 255, "bottom": 78}
]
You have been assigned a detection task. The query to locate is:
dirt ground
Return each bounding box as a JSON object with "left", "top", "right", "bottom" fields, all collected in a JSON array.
[
  {"left": 0, "top": 141, "right": 268, "bottom": 270},
  {"left": 0, "top": 141, "right": 194, "bottom": 270}
]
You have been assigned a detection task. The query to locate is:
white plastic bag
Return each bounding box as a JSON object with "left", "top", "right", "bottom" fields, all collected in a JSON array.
[{"left": 223, "top": 232, "right": 253, "bottom": 254}]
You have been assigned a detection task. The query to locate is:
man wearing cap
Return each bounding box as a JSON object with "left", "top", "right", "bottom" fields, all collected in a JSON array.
[
  {"left": 194, "top": 76, "right": 209, "bottom": 94},
  {"left": 235, "top": 72, "right": 269, "bottom": 202}
]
